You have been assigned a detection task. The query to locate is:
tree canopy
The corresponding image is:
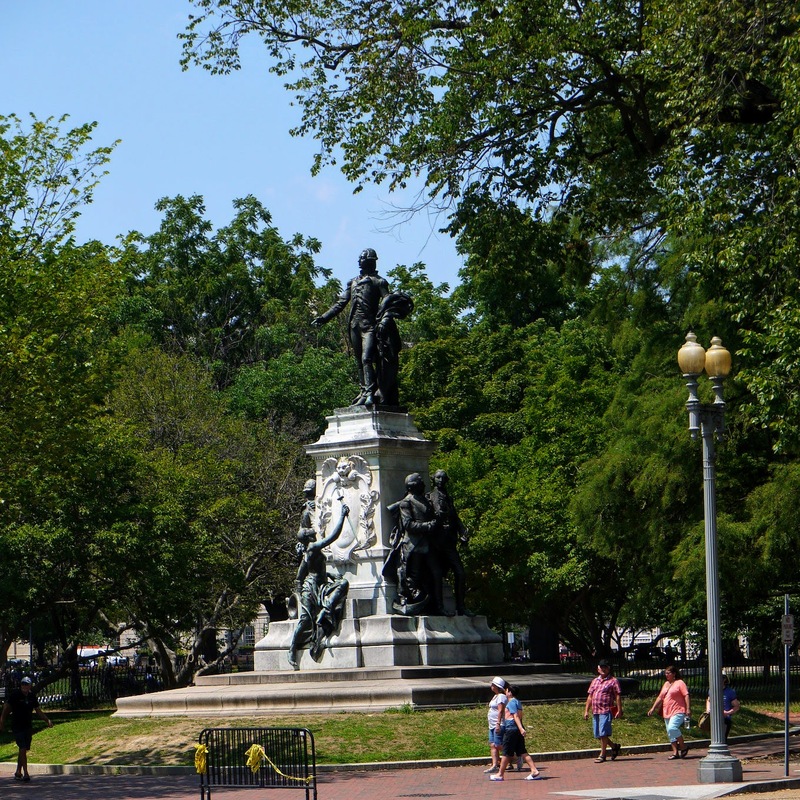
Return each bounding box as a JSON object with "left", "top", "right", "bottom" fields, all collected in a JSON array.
[
  {"left": 181, "top": 0, "right": 800, "bottom": 447},
  {"left": 0, "top": 116, "right": 125, "bottom": 661},
  {"left": 0, "top": 114, "right": 118, "bottom": 258},
  {"left": 4, "top": 1, "right": 800, "bottom": 671},
  {"left": 99, "top": 347, "right": 305, "bottom": 686},
  {"left": 0, "top": 116, "right": 350, "bottom": 680}
]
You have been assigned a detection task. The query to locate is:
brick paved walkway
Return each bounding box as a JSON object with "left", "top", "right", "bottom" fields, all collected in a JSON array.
[{"left": 1, "top": 737, "right": 798, "bottom": 800}]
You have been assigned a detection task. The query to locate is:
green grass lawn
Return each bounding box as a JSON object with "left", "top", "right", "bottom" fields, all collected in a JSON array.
[{"left": 0, "top": 698, "right": 793, "bottom": 767}]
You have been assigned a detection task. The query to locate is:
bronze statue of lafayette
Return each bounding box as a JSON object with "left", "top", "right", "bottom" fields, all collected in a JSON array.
[
  {"left": 312, "top": 248, "right": 413, "bottom": 407},
  {"left": 287, "top": 492, "right": 350, "bottom": 669}
]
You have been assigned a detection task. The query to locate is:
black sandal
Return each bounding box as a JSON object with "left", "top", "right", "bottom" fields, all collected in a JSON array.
[
  {"left": 680, "top": 747, "right": 689, "bottom": 758},
  {"left": 668, "top": 754, "right": 680, "bottom": 760},
  {"left": 611, "top": 743, "right": 621, "bottom": 760}
]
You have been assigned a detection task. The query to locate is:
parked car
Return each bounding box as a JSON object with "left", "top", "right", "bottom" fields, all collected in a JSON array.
[
  {"left": 78, "top": 650, "right": 128, "bottom": 668},
  {"left": 628, "top": 643, "right": 668, "bottom": 662},
  {"left": 559, "top": 647, "right": 582, "bottom": 663}
]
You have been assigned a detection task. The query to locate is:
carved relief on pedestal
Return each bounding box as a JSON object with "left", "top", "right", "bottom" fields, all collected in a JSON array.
[{"left": 317, "top": 455, "right": 379, "bottom": 563}]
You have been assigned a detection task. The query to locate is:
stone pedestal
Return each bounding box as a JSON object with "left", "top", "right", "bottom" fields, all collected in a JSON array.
[
  {"left": 255, "top": 614, "right": 502, "bottom": 671},
  {"left": 254, "top": 407, "right": 502, "bottom": 672},
  {"left": 306, "top": 406, "right": 437, "bottom": 615}
]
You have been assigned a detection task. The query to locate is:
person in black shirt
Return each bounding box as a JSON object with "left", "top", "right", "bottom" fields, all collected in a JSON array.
[{"left": 0, "top": 676, "right": 52, "bottom": 781}]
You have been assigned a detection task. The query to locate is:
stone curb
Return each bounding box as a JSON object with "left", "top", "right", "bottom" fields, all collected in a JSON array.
[{"left": 2, "top": 730, "right": 795, "bottom": 777}]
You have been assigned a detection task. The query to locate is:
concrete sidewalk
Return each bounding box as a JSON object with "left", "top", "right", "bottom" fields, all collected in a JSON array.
[{"left": 1, "top": 736, "right": 798, "bottom": 800}]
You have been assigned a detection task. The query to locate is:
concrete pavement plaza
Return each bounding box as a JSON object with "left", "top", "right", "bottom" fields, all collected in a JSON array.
[{"left": 2, "top": 736, "right": 800, "bottom": 800}]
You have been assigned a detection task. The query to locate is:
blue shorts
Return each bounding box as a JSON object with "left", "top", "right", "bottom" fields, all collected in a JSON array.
[
  {"left": 665, "top": 714, "right": 686, "bottom": 742},
  {"left": 592, "top": 712, "right": 613, "bottom": 739},
  {"left": 489, "top": 728, "right": 503, "bottom": 747}
]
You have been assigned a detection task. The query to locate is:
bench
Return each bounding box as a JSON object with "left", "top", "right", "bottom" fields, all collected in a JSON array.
[{"left": 197, "top": 727, "right": 317, "bottom": 800}]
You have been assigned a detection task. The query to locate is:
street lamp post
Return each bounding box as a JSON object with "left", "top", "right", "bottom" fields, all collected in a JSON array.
[{"left": 677, "top": 332, "right": 742, "bottom": 783}]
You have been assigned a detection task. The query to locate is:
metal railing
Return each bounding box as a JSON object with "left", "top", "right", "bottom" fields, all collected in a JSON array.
[
  {"left": 558, "top": 656, "right": 800, "bottom": 701},
  {"left": 1, "top": 664, "right": 165, "bottom": 709},
  {"left": 198, "top": 727, "right": 316, "bottom": 800}
]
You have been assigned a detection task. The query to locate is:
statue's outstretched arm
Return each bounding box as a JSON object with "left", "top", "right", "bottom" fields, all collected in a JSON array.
[
  {"left": 312, "top": 283, "right": 351, "bottom": 326},
  {"left": 317, "top": 503, "right": 350, "bottom": 549}
]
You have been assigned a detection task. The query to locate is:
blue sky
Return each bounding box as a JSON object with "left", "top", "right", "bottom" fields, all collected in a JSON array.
[{"left": 3, "top": 1, "right": 464, "bottom": 289}]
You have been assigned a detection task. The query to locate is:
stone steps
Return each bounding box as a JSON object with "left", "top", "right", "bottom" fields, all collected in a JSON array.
[{"left": 113, "top": 665, "right": 636, "bottom": 717}]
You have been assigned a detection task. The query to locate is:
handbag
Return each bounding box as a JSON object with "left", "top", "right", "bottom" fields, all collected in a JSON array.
[{"left": 698, "top": 711, "right": 711, "bottom": 733}]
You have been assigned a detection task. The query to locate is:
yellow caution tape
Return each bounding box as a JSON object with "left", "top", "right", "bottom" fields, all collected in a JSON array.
[
  {"left": 194, "top": 743, "right": 209, "bottom": 774},
  {"left": 245, "top": 743, "right": 266, "bottom": 773},
  {"left": 244, "top": 743, "right": 312, "bottom": 784}
]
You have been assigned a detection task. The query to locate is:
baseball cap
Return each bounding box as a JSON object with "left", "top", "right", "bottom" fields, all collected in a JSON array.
[{"left": 20, "top": 677, "right": 32, "bottom": 685}]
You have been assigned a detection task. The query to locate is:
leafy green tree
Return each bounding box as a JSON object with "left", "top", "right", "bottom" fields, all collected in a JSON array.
[
  {"left": 101, "top": 347, "right": 305, "bottom": 687},
  {"left": 398, "top": 314, "right": 622, "bottom": 653},
  {"left": 549, "top": 304, "right": 787, "bottom": 655},
  {"left": 395, "top": 240, "right": 786, "bottom": 656},
  {"left": 0, "top": 115, "right": 124, "bottom": 663},
  {"left": 120, "top": 194, "right": 336, "bottom": 390},
  {"left": 179, "top": 0, "right": 667, "bottom": 213},
  {"left": 0, "top": 113, "right": 118, "bottom": 258},
  {"left": 227, "top": 349, "right": 355, "bottom": 431},
  {"left": 387, "top": 262, "right": 465, "bottom": 346},
  {"left": 180, "top": 0, "right": 800, "bottom": 448},
  {"left": 450, "top": 194, "right": 595, "bottom": 330}
]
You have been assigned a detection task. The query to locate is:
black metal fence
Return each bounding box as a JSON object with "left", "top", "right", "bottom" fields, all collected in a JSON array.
[
  {"left": 1, "top": 663, "right": 165, "bottom": 709},
  {"left": 6, "top": 654, "right": 798, "bottom": 709},
  {"left": 1, "top": 654, "right": 256, "bottom": 710},
  {"left": 198, "top": 727, "right": 317, "bottom": 800},
  {"left": 558, "top": 656, "right": 800, "bottom": 701}
]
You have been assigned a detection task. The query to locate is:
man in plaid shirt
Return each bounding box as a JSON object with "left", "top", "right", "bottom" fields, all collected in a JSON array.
[{"left": 583, "top": 659, "right": 623, "bottom": 762}]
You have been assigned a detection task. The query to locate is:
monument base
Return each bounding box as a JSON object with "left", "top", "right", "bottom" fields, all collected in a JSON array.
[
  {"left": 114, "top": 662, "right": 607, "bottom": 717},
  {"left": 254, "top": 614, "right": 503, "bottom": 671}
]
